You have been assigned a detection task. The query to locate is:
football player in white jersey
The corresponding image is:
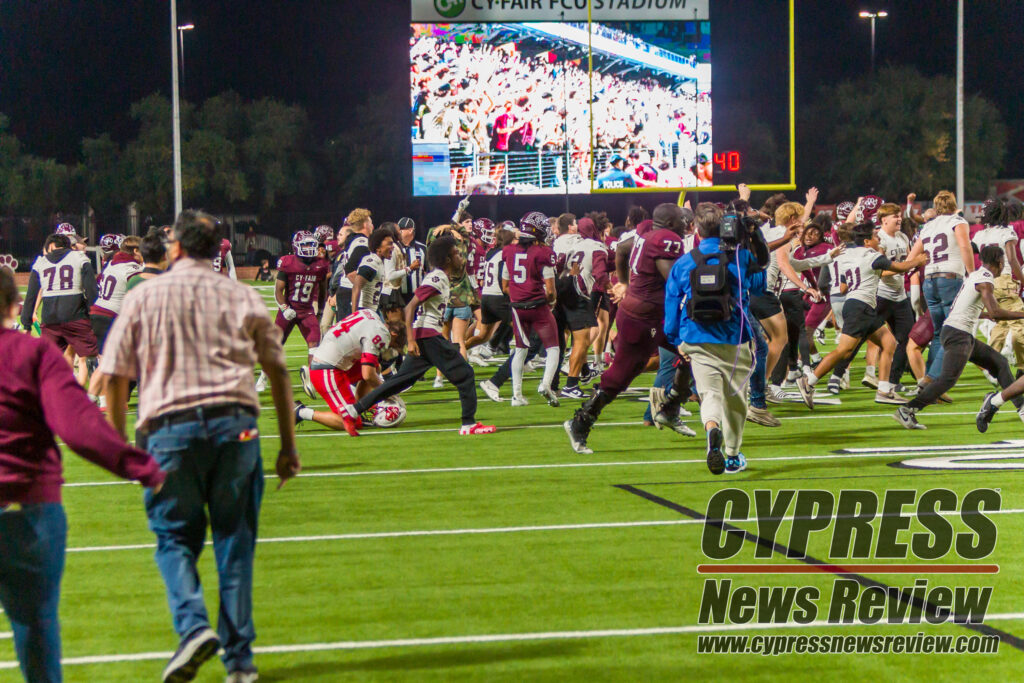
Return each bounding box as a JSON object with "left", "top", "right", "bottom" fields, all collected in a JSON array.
[
  {"left": 293, "top": 308, "right": 406, "bottom": 436},
  {"left": 874, "top": 204, "right": 916, "bottom": 390},
  {"left": 904, "top": 190, "right": 973, "bottom": 382},
  {"left": 349, "top": 228, "right": 396, "bottom": 315},
  {"left": 899, "top": 246, "right": 1024, "bottom": 429},
  {"left": 347, "top": 236, "right": 496, "bottom": 435},
  {"left": 798, "top": 222, "right": 927, "bottom": 408},
  {"left": 972, "top": 198, "right": 1024, "bottom": 373}
]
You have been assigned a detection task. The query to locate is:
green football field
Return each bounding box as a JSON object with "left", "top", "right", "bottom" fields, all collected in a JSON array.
[{"left": 4, "top": 282, "right": 1024, "bottom": 681}]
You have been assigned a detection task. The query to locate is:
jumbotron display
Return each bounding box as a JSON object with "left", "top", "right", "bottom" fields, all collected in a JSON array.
[{"left": 410, "top": 2, "right": 712, "bottom": 195}]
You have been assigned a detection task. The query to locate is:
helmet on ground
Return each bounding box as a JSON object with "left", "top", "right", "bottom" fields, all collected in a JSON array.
[{"left": 372, "top": 396, "right": 407, "bottom": 428}]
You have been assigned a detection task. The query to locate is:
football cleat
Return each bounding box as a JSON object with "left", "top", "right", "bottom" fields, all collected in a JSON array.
[
  {"left": 432, "top": 375, "right": 444, "bottom": 388},
  {"left": 580, "top": 364, "right": 601, "bottom": 385},
  {"left": 706, "top": 427, "right": 725, "bottom": 475},
  {"left": 293, "top": 401, "right": 306, "bottom": 424},
  {"left": 299, "top": 366, "right": 315, "bottom": 399},
  {"left": 861, "top": 372, "right": 879, "bottom": 389},
  {"left": 725, "top": 453, "right": 747, "bottom": 474},
  {"left": 653, "top": 413, "right": 697, "bottom": 437},
  {"left": 976, "top": 392, "right": 999, "bottom": 433},
  {"left": 559, "top": 386, "right": 587, "bottom": 400},
  {"left": 511, "top": 395, "right": 529, "bottom": 407},
  {"left": 840, "top": 370, "right": 851, "bottom": 390},
  {"left": 795, "top": 376, "right": 815, "bottom": 409},
  {"left": 746, "top": 406, "right": 781, "bottom": 427},
  {"left": 255, "top": 371, "right": 268, "bottom": 393},
  {"left": 479, "top": 379, "right": 503, "bottom": 402},
  {"left": 539, "top": 385, "right": 560, "bottom": 407},
  {"left": 894, "top": 406, "right": 926, "bottom": 430},
  {"left": 826, "top": 377, "right": 841, "bottom": 395},
  {"left": 874, "top": 389, "right": 907, "bottom": 405},
  {"left": 766, "top": 385, "right": 786, "bottom": 404},
  {"left": 564, "top": 418, "right": 593, "bottom": 454},
  {"left": 459, "top": 422, "right": 496, "bottom": 435}
]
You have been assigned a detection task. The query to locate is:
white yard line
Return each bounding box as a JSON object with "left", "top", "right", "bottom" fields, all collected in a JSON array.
[
  {"left": 60, "top": 507, "right": 1024, "bottom": 555},
  {"left": 0, "top": 633, "right": 10, "bottom": 641},
  {"left": 4, "top": 613, "right": 1024, "bottom": 669}
]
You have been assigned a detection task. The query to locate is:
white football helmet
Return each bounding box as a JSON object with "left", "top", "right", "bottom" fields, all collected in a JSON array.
[
  {"left": 293, "top": 231, "right": 318, "bottom": 258},
  {"left": 372, "top": 396, "right": 407, "bottom": 428}
]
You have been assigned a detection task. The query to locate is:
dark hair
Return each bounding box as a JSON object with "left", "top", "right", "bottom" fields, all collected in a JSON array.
[
  {"left": 811, "top": 211, "right": 833, "bottom": 233},
  {"left": 456, "top": 210, "right": 473, "bottom": 224},
  {"left": 44, "top": 234, "right": 70, "bottom": 251},
  {"left": 387, "top": 319, "right": 408, "bottom": 349},
  {"left": 982, "top": 198, "right": 1007, "bottom": 226},
  {"left": 497, "top": 229, "right": 517, "bottom": 248},
  {"left": 379, "top": 221, "right": 400, "bottom": 242},
  {"left": 850, "top": 221, "right": 876, "bottom": 246},
  {"left": 556, "top": 213, "right": 577, "bottom": 235},
  {"left": 1007, "top": 201, "right": 1024, "bottom": 222},
  {"left": 980, "top": 244, "right": 1005, "bottom": 269},
  {"left": 0, "top": 266, "right": 20, "bottom": 312},
  {"left": 586, "top": 211, "right": 610, "bottom": 233},
  {"left": 369, "top": 227, "right": 394, "bottom": 253},
  {"left": 760, "top": 193, "right": 788, "bottom": 219},
  {"left": 626, "top": 205, "right": 649, "bottom": 229},
  {"left": 428, "top": 235, "right": 458, "bottom": 270},
  {"left": 139, "top": 232, "right": 167, "bottom": 264},
  {"left": 172, "top": 210, "right": 221, "bottom": 259}
]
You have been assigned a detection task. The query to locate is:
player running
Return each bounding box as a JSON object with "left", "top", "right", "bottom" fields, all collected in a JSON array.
[
  {"left": 797, "top": 221, "right": 927, "bottom": 407},
  {"left": 256, "top": 231, "right": 329, "bottom": 397},
  {"left": 564, "top": 203, "right": 696, "bottom": 455},
  {"left": 899, "top": 245, "right": 1024, "bottom": 429},
  {"left": 348, "top": 235, "right": 496, "bottom": 435},
  {"left": 503, "top": 211, "right": 561, "bottom": 407},
  {"left": 293, "top": 308, "right": 406, "bottom": 436},
  {"left": 559, "top": 216, "right": 609, "bottom": 399}
]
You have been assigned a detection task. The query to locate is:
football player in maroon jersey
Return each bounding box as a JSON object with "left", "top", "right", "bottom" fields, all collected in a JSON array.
[
  {"left": 211, "top": 238, "right": 236, "bottom": 279},
  {"left": 565, "top": 203, "right": 696, "bottom": 454},
  {"left": 502, "top": 211, "right": 561, "bottom": 407},
  {"left": 256, "top": 231, "right": 329, "bottom": 397}
]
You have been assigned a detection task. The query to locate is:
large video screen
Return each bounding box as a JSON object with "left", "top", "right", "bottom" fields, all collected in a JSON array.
[{"left": 411, "top": 20, "right": 712, "bottom": 196}]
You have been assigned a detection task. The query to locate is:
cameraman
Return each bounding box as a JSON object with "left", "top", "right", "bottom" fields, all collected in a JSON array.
[{"left": 664, "top": 203, "right": 768, "bottom": 475}]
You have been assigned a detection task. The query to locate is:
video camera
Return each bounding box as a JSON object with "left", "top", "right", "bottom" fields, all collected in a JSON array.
[{"left": 720, "top": 201, "right": 769, "bottom": 269}]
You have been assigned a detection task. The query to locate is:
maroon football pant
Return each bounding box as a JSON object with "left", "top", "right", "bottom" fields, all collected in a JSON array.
[
  {"left": 510, "top": 305, "right": 558, "bottom": 349},
  {"left": 598, "top": 310, "right": 675, "bottom": 398},
  {"left": 276, "top": 311, "right": 321, "bottom": 346}
]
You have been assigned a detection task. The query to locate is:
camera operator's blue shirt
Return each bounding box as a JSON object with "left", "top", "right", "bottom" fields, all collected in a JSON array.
[{"left": 664, "top": 237, "right": 766, "bottom": 346}]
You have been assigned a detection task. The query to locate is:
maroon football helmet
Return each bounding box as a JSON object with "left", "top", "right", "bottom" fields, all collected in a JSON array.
[{"left": 519, "top": 212, "right": 549, "bottom": 241}]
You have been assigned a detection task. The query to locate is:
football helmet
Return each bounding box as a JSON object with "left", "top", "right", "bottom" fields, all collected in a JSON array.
[
  {"left": 293, "top": 231, "right": 318, "bottom": 258},
  {"left": 55, "top": 223, "right": 76, "bottom": 237},
  {"left": 313, "top": 224, "right": 334, "bottom": 244},
  {"left": 518, "top": 211, "right": 549, "bottom": 242},
  {"left": 99, "top": 234, "right": 125, "bottom": 252},
  {"left": 860, "top": 195, "right": 884, "bottom": 225},
  {"left": 472, "top": 218, "right": 495, "bottom": 245},
  {"left": 372, "top": 396, "right": 407, "bottom": 428},
  {"left": 834, "top": 201, "right": 855, "bottom": 222}
]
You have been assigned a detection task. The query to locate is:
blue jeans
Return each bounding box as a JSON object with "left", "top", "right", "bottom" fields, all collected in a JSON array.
[
  {"left": 144, "top": 409, "right": 264, "bottom": 673},
  {"left": 644, "top": 348, "right": 679, "bottom": 422},
  {"left": 0, "top": 502, "right": 66, "bottom": 683},
  {"left": 749, "top": 319, "right": 769, "bottom": 409},
  {"left": 924, "top": 277, "right": 963, "bottom": 379}
]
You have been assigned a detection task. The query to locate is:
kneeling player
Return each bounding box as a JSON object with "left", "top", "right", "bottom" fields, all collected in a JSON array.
[
  {"left": 294, "top": 308, "right": 406, "bottom": 435},
  {"left": 257, "top": 231, "right": 329, "bottom": 395},
  {"left": 348, "top": 235, "right": 496, "bottom": 435}
]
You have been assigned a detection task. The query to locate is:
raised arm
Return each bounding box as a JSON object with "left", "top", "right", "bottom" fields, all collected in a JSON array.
[{"left": 954, "top": 222, "right": 975, "bottom": 274}]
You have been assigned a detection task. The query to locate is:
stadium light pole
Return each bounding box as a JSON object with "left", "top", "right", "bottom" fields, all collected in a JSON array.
[
  {"left": 177, "top": 24, "right": 194, "bottom": 95},
  {"left": 956, "top": 0, "right": 964, "bottom": 205},
  {"left": 858, "top": 10, "right": 888, "bottom": 72},
  {"left": 170, "top": 0, "right": 183, "bottom": 218}
]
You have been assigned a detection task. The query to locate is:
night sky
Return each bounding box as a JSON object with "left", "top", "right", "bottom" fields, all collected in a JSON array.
[{"left": 1, "top": 0, "right": 1021, "bottom": 184}]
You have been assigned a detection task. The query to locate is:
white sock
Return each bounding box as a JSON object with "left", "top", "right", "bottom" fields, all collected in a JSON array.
[
  {"left": 811, "top": 352, "right": 822, "bottom": 363},
  {"left": 993, "top": 393, "right": 1007, "bottom": 407},
  {"left": 878, "top": 380, "right": 893, "bottom": 393},
  {"left": 511, "top": 346, "right": 528, "bottom": 397},
  {"left": 298, "top": 407, "right": 315, "bottom": 421},
  {"left": 807, "top": 374, "right": 819, "bottom": 386},
  {"left": 541, "top": 347, "right": 560, "bottom": 391},
  {"left": 866, "top": 365, "right": 876, "bottom": 377}
]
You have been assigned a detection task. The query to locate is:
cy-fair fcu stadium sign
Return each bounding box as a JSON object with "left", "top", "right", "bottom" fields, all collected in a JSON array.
[{"left": 414, "top": 0, "right": 709, "bottom": 22}]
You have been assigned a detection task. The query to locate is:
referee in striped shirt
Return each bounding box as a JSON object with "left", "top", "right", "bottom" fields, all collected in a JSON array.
[{"left": 102, "top": 210, "right": 299, "bottom": 683}]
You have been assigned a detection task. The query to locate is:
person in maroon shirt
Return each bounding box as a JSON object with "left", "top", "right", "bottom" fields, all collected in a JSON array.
[
  {"left": 565, "top": 204, "right": 696, "bottom": 454},
  {"left": 502, "top": 211, "right": 561, "bottom": 407},
  {"left": 0, "top": 266, "right": 165, "bottom": 683}
]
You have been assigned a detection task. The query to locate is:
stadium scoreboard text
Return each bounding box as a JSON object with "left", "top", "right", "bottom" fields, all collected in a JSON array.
[{"left": 415, "top": 0, "right": 710, "bottom": 22}]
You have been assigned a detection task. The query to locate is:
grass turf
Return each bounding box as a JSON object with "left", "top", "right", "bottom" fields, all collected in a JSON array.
[{"left": 3, "top": 281, "right": 1023, "bottom": 680}]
